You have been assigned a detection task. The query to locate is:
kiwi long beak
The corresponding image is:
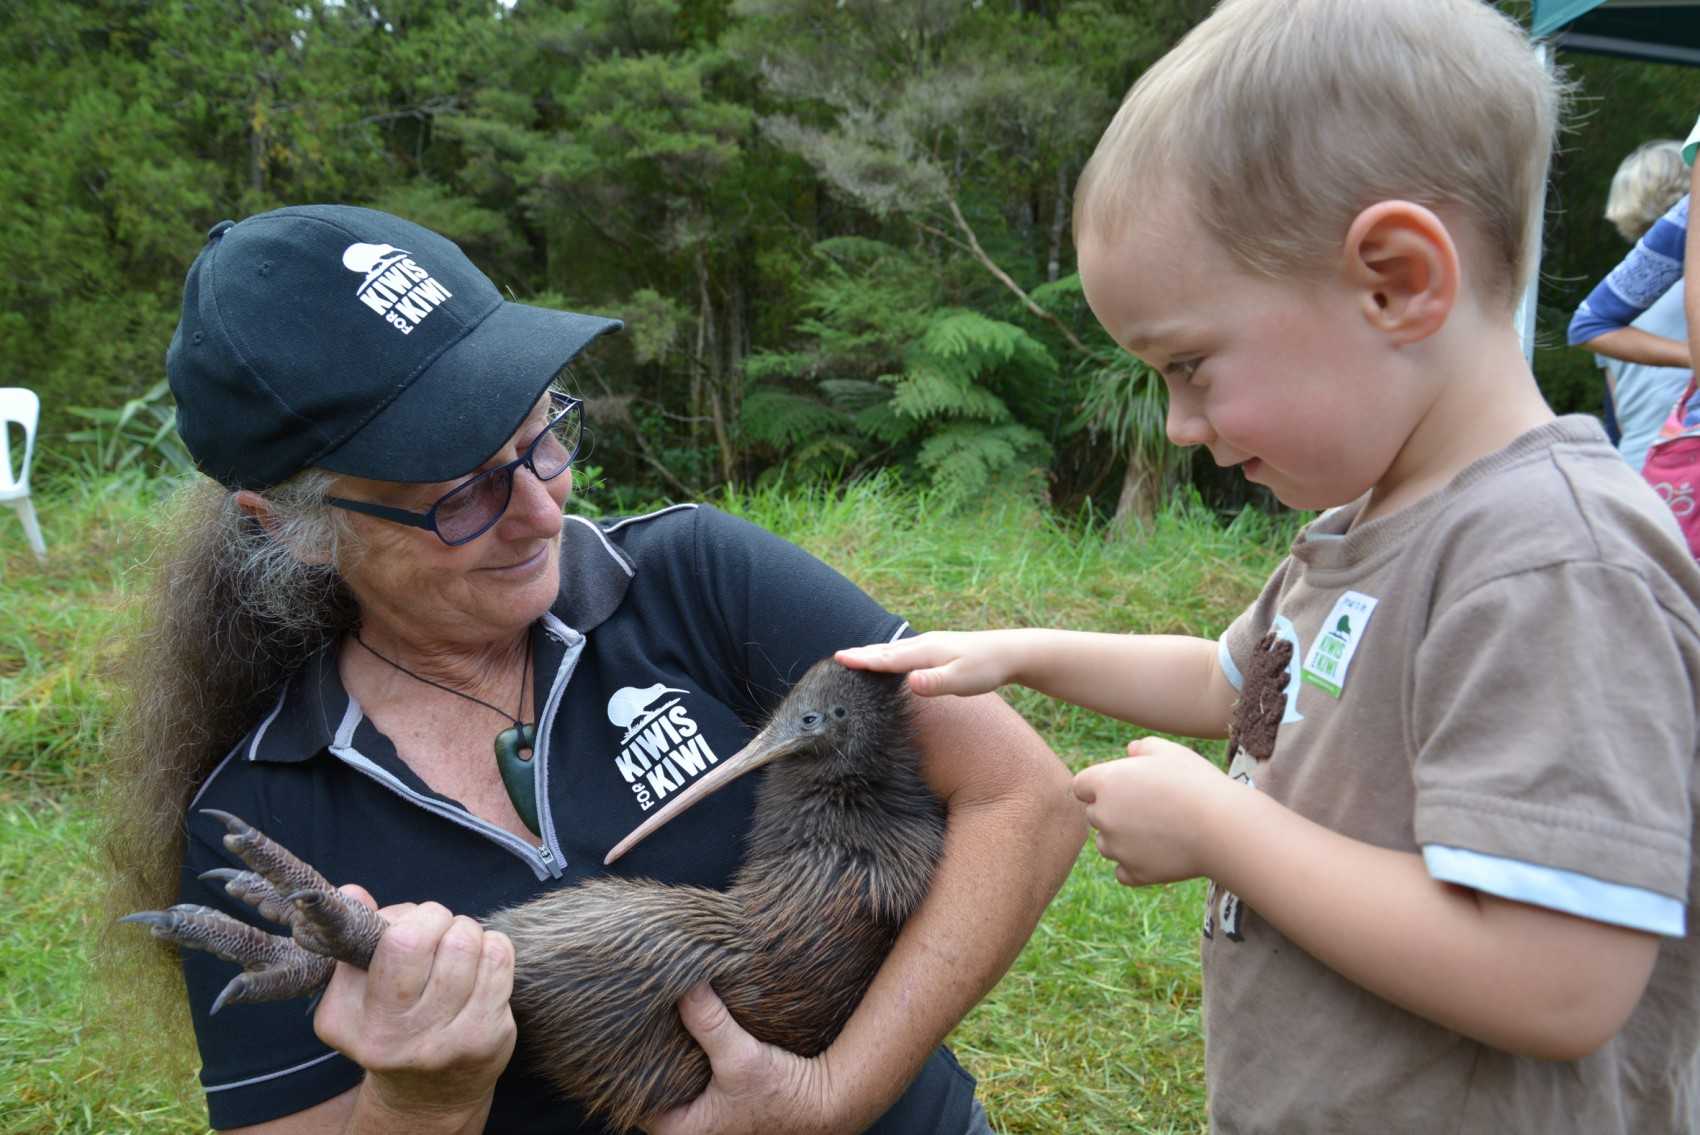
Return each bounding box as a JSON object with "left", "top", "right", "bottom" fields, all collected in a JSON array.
[{"left": 603, "top": 722, "right": 808, "bottom": 865}]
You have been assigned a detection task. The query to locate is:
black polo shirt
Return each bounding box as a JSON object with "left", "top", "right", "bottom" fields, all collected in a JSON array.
[{"left": 179, "top": 504, "right": 977, "bottom": 1132}]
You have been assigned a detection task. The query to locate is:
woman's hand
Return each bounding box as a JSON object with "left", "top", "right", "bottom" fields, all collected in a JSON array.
[
  {"left": 835, "top": 630, "right": 1027, "bottom": 698},
  {"left": 1072, "top": 737, "right": 1238, "bottom": 886},
  {"left": 644, "top": 984, "right": 843, "bottom": 1135},
  {"left": 312, "top": 886, "right": 517, "bottom": 1122}
]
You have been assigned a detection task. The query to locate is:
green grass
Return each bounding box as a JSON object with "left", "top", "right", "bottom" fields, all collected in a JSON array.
[{"left": 0, "top": 473, "right": 1292, "bottom": 1134}]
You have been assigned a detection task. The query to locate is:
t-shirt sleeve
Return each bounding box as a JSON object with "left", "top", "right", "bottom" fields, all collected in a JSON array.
[
  {"left": 1410, "top": 560, "right": 1696, "bottom": 919},
  {"left": 1220, "top": 557, "right": 1299, "bottom": 691},
  {"left": 688, "top": 505, "right": 910, "bottom": 720},
  {"left": 178, "top": 806, "right": 362, "bottom": 1128},
  {"left": 1684, "top": 113, "right": 1699, "bottom": 166}
]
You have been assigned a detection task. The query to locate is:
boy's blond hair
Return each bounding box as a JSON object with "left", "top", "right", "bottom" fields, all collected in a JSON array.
[
  {"left": 1075, "top": 0, "right": 1563, "bottom": 304},
  {"left": 1604, "top": 139, "right": 1687, "bottom": 244}
]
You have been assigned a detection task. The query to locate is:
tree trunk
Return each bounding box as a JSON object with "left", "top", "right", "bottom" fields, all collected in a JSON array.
[
  {"left": 1111, "top": 452, "right": 1161, "bottom": 533},
  {"left": 695, "top": 248, "right": 736, "bottom": 485},
  {"left": 944, "top": 193, "right": 1088, "bottom": 354},
  {"left": 1047, "top": 162, "right": 1070, "bottom": 284}
]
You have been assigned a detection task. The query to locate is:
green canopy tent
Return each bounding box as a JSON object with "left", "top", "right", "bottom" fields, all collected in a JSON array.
[
  {"left": 1514, "top": 1, "right": 1699, "bottom": 360},
  {"left": 1532, "top": 0, "right": 1700, "bottom": 66}
]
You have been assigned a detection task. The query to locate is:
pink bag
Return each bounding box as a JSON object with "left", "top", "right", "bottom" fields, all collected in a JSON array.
[{"left": 1641, "top": 374, "right": 1700, "bottom": 558}]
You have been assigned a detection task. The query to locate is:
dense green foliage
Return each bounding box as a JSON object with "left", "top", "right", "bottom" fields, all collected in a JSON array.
[
  {"left": 6, "top": 1, "right": 1689, "bottom": 517},
  {"left": 2, "top": 472, "right": 1294, "bottom": 1133}
]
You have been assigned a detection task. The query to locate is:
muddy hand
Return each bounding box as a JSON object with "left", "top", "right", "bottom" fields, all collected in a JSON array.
[{"left": 121, "top": 810, "right": 388, "bottom": 1012}]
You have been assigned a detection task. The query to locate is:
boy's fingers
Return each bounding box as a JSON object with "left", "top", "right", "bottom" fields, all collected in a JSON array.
[
  {"left": 1071, "top": 766, "right": 1098, "bottom": 804},
  {"left": 834, "top": 645, "right": 882, "bottom": 669},
  {"left": 905, "top": 666, "right": 955, "bottom": 697},
  {"left": 835, "top": 643, "right": 915, "bottom": 670}
]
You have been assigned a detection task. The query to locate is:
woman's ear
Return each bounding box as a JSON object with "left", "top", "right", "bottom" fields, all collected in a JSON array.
[
  {"left": 1341, "top": 201, "right": 1459, "bottom": 347},
  {"left": 232, "top": 489, "right": 334, "bottom": 566},
  {"left": 232, "top": 489, "right": 278, "bottom": 531}
]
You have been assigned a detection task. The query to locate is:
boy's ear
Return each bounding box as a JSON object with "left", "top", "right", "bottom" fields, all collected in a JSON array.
[{"left": 1340, "top": 201, "right": 1458, "bottom": 346}]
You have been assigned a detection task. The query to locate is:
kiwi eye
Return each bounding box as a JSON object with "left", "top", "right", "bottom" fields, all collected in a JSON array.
[
  {"left": 831, "top": 706, "right": 848, "bottom": 720},
  {"left": 800, "top": 712, "right": 822, "bottom": 728}
]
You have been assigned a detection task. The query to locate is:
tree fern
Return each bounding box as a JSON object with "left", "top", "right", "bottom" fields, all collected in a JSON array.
[
  {"left": 741, "top": 388, "right": 849, "bottom": 449},
  {"left": 917, "top": 422, "right": 1050, "bottom": 510},
  {"left": 885, "top": 366, "right": 1010, "bottom": 423},
  {"left": 738, "top": 244, "right": 1058, "bottom": 506}
]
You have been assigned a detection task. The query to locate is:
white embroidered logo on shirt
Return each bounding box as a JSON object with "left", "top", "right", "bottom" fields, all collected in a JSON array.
[{"left": 607, "top": 683, "right": 718, "bottom": 813}]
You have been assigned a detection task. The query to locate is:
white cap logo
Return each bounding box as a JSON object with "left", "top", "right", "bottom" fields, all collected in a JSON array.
[
  {"left": 342, "top": 241, "right": 453, "bottom": 336},
  {"left": 342, "top": 242, "right": 409, "bottom": 287}
]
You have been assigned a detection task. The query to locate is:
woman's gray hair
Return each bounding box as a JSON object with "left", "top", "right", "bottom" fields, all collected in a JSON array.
[
  {"left": 100, "top": 469, "right": 361, "bottom": 1038},
  {"left": 1605, "top": 139, "right": 1688, "bottom": 244},
  {"left": 228, "top": 467, "right": 360, "bottom": 635}
]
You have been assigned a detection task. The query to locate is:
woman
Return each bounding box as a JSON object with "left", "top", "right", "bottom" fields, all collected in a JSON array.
[
  {"left": 1567, "top": 140, "right": 1691, "bottom": 471},
  {"left": 106, "top": 205, "right": 1082, "bottom": 1134}
]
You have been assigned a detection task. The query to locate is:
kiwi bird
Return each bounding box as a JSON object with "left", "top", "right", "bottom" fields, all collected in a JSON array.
[{"left": 124, "top": 659, "right": 944, "bottom": 1132}]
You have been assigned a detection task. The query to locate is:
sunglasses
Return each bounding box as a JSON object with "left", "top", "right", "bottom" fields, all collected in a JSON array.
[{"left": 328, "top": 393, "right": 584, "bottom": 546}]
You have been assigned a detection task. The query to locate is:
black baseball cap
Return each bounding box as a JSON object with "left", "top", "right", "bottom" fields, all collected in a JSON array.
[{"left": 166, "top": 204, "right": 623, "bottom": 491}]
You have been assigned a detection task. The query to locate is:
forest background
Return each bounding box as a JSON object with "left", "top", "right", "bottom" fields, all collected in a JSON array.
[{"left": 6, "top": 0, "right": 1700, "bottom": 524}]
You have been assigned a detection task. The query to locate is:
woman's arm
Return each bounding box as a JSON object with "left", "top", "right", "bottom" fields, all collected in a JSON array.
[
  {"left": 814, "top": 692, "right": 1084, "bottom": 1125},
  {"left": 1570, "top": 194, "right": 1689, "bottom": 348},
  {"left": 1575, "top": 326, "right": 1691, "bottom": 368},
  {"left": 1688, "top": 163, "right": 1700, "bottom": 376}
]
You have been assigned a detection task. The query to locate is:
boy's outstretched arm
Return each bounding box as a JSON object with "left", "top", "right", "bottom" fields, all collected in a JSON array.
[
  {"left": 1077, "top": 740, "right": 1662, "bottom": 1061},
  {"left": 837, "top": 630, "right": 1236, "bottom": 740}
]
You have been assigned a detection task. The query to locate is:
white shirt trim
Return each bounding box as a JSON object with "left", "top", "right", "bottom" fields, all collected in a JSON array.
[
  {"left": 1218, "top": 634, "right": 1244, "bottom": 691},
  {"left": 203, "top": 1048, "right": 342, "bottom": 1093},
  {"left": 565, "top": 513, "right": 636, "bottom": 576},
  {"left": 1424, "top": 843, "right": 1685, "bottom": 937}
]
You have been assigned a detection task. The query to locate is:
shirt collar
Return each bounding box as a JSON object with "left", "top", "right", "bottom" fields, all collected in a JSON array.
[{"left": 246, "top": 514, "right": 634, "bottom": 765}]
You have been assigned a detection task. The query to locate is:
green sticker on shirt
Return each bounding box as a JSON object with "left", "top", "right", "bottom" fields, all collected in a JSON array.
[{"left": 1301, "top": 590, "right": 1378, "bottom": 697}]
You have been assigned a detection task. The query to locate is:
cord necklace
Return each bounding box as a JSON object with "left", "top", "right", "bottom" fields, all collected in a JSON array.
[{"left": 352, "top": 628, "right": 539, "bottom": 835}]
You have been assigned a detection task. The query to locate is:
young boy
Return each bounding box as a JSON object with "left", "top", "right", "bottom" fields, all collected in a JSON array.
[{"left": 840, "top": 1, "right": 1700, "bottom": 1130}]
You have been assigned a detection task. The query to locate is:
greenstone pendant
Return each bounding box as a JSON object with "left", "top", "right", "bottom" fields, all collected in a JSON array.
[{"left": 495, "top": 723, "right": 539, "bottom": 835}]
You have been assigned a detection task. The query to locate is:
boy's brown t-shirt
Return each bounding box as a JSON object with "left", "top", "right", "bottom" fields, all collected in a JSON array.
[{"left": 1210, "top": 416, "right": 1700, "bottom": 1134}]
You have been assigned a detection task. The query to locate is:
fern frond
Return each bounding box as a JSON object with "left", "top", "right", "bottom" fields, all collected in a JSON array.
[
  {"left": 913, "top": 310, "right": 1059, "bottom": 386},
  {"left": 916, "top": 422, "right": 1051, "bottom": 508},
  {"left": 742, "top": 350, "right": 818, "bottom": 382},
  {"left": 740, "top": 388, "right": 849, "bottom": 448},
  {"left": 887, "top": 366, "right": 1009, "bottom": 422},
  {"left": 818, "top": 378, "right": 889, "bottom": 413},
  {"left": 854, "top": 400, "right": 921, "bottom": 444}
]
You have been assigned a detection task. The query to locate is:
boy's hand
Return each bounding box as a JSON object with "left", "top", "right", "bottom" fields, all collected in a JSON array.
[
  {"left": 1072, "top": 737, "right": 1234, "bottom": 886},
  {"left": 835, "top": 631, "right": 1021, "bottom": 697}
]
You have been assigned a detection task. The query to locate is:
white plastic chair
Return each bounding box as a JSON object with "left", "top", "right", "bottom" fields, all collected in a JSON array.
[{"left": 0, "top": 387, "right": 46, "bottom": 563}]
